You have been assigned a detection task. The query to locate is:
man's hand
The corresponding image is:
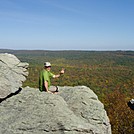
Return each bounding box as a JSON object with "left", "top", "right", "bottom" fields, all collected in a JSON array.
[
  {"left": 47, "top": 91, "right": 53, "bottom": 94},
  {"left": 54, "top": 68, "right": 65, "bottom": 78},
  {"left": 60, "top": 68, "right": 65, "bottom": 74}
]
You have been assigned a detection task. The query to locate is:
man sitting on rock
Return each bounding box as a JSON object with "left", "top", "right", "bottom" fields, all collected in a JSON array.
[{"left": 39, "top": 62, "right": 64, "bottom": 93}]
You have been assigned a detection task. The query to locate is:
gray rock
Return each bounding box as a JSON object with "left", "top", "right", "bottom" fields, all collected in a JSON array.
[
  {"left": 59, "top": 86, "right": 111, "bottom": 134},
  {"left": 0, "top": 86, "right": 111, "bottom": 134},
  {"left": 0, "top": 53, "right": 29, "bottom": 99}
]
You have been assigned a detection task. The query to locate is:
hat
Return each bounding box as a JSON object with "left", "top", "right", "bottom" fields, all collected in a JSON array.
[{"left": 44, "top": 62, "right": 51, "bottom": 67}]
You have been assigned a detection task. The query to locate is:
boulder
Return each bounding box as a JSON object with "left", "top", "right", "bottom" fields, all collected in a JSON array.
[
  {"left": 0, "top": 86, "right": 111, "bottom": 134},
  {"left": 0, "top": 53, "right": 29, "bottom": 99}
]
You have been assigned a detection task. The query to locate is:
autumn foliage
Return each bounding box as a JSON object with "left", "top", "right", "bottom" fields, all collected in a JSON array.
[
  {"left": 1, "top": 49, "right": 133, "bottom": 134},
  {"left": 104, "top": 90, "right": 134, "bottom": 134}
]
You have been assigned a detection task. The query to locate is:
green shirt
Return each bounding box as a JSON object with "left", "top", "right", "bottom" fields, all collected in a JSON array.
[{"left": 39, "top": 69, "right": 54, "bottom": 92}]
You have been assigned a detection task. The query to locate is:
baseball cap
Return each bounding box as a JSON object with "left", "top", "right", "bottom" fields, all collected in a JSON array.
[{"left": 44, "top": 62, "right": 51, "bottom": 67}]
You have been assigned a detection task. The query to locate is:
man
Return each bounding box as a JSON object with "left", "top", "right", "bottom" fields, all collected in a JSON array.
[{"left": 39, "top": 62, "right": 64, "bottom": 93}]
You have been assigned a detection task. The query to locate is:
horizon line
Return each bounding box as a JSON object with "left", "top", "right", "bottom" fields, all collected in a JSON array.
[{"left": 0, "top": 48, "right": 134, "bottom": 52}]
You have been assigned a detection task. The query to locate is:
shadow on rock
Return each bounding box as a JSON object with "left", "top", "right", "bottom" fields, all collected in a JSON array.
[{"left": 0, "top": 87, "right": 22, "bottom": 103}]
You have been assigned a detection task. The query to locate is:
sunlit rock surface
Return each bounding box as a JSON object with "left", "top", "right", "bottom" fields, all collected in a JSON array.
[{"left": 0, "top": 53, "right": 29, "bottom": 99}]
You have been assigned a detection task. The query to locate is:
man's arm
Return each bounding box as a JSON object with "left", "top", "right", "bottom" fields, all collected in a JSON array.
[
  {"left": 44, "top": 80, "right": 49, "bottom": 92},
  {"left": 44, "top": 80, "right": 52, "bottom": 93},
  {"left": 53, "top": 68, "right": 65, "bottom": 78},
  {"left": 53, "top": 74, "right": 60, "bottom": 78}
]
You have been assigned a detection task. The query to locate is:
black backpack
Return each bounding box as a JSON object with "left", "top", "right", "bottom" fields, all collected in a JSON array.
[{"left": 127, "top": 99, "right": 134, "bottom": 110}]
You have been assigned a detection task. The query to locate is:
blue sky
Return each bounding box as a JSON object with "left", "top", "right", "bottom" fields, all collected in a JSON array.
[{"left": 0, "top": 0, "right": 134, "bottom": 50}]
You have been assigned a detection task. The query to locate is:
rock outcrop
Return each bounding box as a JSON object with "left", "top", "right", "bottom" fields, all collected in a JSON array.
[
  {"left": 0, "top": 53, "right": 29, "bottom": 99},
  {"left": 0, "top": 53, "right": 111, "bottom": 134}
]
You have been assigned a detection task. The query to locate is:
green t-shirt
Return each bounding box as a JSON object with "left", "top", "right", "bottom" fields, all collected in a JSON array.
[{"left": 39, "top": 69, "right": 54, "bottom": 92}]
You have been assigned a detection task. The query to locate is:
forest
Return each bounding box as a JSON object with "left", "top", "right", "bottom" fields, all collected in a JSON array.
[{"left": 0, "top": 49, "right": 134, "bottom": 134}]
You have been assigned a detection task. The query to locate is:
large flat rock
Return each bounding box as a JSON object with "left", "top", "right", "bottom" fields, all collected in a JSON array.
[{"left": 0, "top": 86, "right": 111, "bottom": 134}]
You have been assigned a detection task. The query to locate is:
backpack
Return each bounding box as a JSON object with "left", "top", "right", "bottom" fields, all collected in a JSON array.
[{"left": 127, "top": 99, "right": 134, "bottom": 110}]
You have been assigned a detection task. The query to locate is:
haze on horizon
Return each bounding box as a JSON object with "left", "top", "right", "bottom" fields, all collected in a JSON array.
[{"left": 0, "top": 0, "right": 134, "bottom": 51}]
